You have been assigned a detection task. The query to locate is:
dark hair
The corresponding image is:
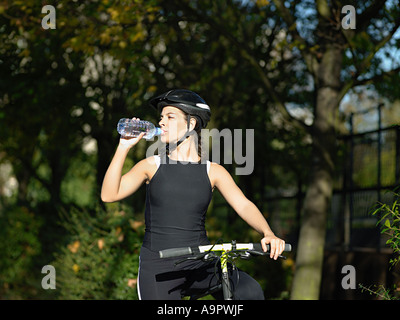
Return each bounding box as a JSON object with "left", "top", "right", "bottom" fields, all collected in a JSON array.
[{"left": 185, "top": 114, "right": 203, "bottom": 159}]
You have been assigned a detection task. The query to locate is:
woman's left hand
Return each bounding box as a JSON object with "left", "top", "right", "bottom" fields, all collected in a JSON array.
[{"left": 261, "top": 234, "right": 286, "bottom": 260}]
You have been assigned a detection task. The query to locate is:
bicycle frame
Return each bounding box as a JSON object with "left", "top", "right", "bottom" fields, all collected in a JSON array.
[
  {"left": 159, "top": 240, "right": 292, "bottom": 300},
  {"left": 219, "top": 241, "right": 236, "bottom": 300}
]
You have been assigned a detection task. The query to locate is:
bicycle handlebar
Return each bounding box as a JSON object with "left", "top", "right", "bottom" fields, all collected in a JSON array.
[
  {"left": 252, "top": 243, "right": 292, "bottom": 253},
  {"left": 159, "top": 242, "right": 292, "bottom": 259}
]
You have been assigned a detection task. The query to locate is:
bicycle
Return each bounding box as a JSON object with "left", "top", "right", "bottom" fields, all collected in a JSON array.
[{"left": 159, "top": 240, "right": 292, "bottom": 300}]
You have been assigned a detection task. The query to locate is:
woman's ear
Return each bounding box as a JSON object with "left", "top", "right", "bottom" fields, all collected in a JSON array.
[{"left": 189, "top": 117, "right": 197, "bottom": 131}]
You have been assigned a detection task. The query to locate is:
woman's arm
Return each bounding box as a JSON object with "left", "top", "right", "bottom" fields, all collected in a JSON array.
[
  {"left": 210, "top": 162, "right": 286, "bottom": 260},
  {"left": 101, "top": 132, "right": 147, "bottom": 202}
]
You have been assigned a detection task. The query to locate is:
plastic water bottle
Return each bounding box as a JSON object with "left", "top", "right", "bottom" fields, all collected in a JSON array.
[{"left": 117, "top": 118, "right": 162, "bottom": 140}]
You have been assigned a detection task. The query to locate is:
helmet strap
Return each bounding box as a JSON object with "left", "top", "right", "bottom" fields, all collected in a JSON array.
[{"left": 166, "top": 115, "right": 195, "bottom": 155}]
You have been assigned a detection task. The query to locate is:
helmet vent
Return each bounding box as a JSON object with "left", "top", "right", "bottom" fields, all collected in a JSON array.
[{"left": 196, "top": 103, "right": 210, "bottom": 110}]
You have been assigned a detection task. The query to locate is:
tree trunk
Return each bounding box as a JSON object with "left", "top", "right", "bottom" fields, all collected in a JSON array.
[{"left": 290, "top": 44, "right": 342, "bottom": 299}]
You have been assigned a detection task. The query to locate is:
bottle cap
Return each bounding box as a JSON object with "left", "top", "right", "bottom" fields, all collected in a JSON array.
[{"left": 155, "top": 127, "right": 162, "bottom": 136}]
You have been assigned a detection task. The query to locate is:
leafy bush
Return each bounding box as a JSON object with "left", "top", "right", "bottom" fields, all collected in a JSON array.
[
  {"left": 0, "top": 206, "right": 43, "bottom": 299},
  {"left": 53, "top": 204, "right": 144, "bottom": 299},
  {"left": 359, "top": 190, "right": 400, "bottom": 300},
  {"left": 372, "top": 192, "right": 400, "bottom": 268}
]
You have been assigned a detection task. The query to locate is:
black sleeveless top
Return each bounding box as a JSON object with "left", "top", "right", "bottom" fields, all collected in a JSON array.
[{"left": 142, "top": 155, "right": 213, "bottom": 251}]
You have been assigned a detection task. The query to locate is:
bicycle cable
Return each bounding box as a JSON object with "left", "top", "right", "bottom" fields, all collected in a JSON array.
[{"left": 212, "top": 248, "right": 241, "bottom": 300}]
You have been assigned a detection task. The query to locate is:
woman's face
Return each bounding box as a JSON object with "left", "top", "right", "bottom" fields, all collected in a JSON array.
[{"left": 158, "top": 106, "right": 189, "bottom": 144}]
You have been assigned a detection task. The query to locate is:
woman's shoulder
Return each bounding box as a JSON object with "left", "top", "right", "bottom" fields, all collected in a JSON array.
[
  {"left": 133, "top": 156, "right": 160, "bottom": 182},
  {"left": 133, "top": 155, "right": 160, "bottom": 171},
  {"left": 209, "top": 161, "right": 225, "bottom": 170},
  {"left": 208, "top": 161, "right": 230, "bottom": 177},
  {"left": 141, "top": 155, "right": 160, "bottom": 167},
  {"left": 208, "top": 162, "right": 235, "bottom": 189}
]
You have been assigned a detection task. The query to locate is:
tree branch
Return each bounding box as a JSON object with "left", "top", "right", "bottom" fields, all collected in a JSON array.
[
  {"left": 271, "top": 0, "right": 320, "bottom": 77},
  {"left": 353, "top": 65, "right": 400, "bottom": 87},
  {"left": 339, "top": 17, "right": 400, "bottom": 101},
  {"left": 357, "top": 0, "right": 389, "bottom": 31},
  {"left": 316, "top": 0, "right": 331, "bottom": 20},
  {"left": 238, "top": 49, "right": 311, "bottom": 131},
  {"left": 177, "top": 0, "right": 311, "bottom": 132}
]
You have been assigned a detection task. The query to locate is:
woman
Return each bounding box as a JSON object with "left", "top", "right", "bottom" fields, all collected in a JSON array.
[{"left": 101, "top": 89, "right": 286, "bottom": 300}]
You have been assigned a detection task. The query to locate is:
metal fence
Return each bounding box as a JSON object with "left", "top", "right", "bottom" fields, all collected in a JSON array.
[
  {"left": 328, "top": 124, "right": 400, "bottom": 250},
  {"left": 267, "top": 106, "right": 400, "bottom": 251}
]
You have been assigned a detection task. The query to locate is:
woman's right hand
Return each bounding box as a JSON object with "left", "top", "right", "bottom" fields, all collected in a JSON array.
[{"left": 118, "top": 117, "right": 146, "bottom": 149}]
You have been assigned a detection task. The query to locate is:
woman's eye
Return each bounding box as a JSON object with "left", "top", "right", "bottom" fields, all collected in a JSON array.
[{"left": 160, "top": 115, "right": 175, "bottom": 120}]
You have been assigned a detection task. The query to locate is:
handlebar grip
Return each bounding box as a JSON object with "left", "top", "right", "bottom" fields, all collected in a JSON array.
[
  {"left": 284, "top": 243, "right": 292, "bottom": 252},
  {"left": 252, "top": 243, "right": 292, "bottom": 252},
  {"left": 159, "top": 247, "right": 193, "bottom": 258}
]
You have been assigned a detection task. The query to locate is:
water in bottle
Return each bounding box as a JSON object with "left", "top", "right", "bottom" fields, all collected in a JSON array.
[{"left": 117, "top": 118, "right": 162, "bottom": 140}]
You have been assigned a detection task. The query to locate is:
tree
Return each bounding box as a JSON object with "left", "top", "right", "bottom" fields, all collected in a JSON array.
[
  {"left": 166, "top": 0, "right": 400, "bottom": 299},
  {"left": 255, "top": 0, "right": 400, "bottom": 299},
  {"left": 0, "top": 1, "right": 89, "bottom": 209},
  {"left": 272, "top": 0, "right": 400, "bottom": 299},
  {"left": 2, "top": 0, "right": 398, "bottom": 300}
]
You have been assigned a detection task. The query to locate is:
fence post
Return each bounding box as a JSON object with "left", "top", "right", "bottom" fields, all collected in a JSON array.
[
  {"left": 376, "top": 104, "right": 384, "bottom": 251},
  {"left": 377, "top": 104, "right": 383, "bottom": 203},
  {"left": 345, "top": 113, "right": 355, "bottom": 251}
]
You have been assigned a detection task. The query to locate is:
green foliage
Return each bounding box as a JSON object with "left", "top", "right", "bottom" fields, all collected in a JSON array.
[
  {"left": 53, "top": 205, "right": 144, "bottom": 300},
  {"left": 359, "top": 283, "right": 400, "bottom": 300},
  {"left": 1, "top": 0, "right": 399, "bottom": 300},
  {"left": 0, "top": 206, "right": 43, "bottom": 299},
  {"left": 372, "top": 190, "right": 400, "bottom": 268},
  {"left": 360, "top": 189, "right": 400, "bottom": 300}
]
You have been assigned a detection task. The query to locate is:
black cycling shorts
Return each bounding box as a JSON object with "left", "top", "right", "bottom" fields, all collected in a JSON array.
[{"left": 137, "top": 246, "right": 264, "bottom": 300}]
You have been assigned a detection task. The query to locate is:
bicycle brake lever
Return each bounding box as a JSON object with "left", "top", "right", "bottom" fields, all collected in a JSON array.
[
  {"left": 248, "top": 250, "right": 265, "bottom": 256},
  {"left": 239, "top": 252, "right": 252, "bottom": 260},
  {"left": 174, "top": 253, "right": 213, "bottom": 266},
  {"left": 202, "top": 252, "right": 217, "bottom": 261}
]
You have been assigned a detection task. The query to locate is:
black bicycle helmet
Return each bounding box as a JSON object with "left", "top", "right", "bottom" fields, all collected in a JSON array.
[{"left": 149, "top": 89, "right": 211, "bottom": 128}]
